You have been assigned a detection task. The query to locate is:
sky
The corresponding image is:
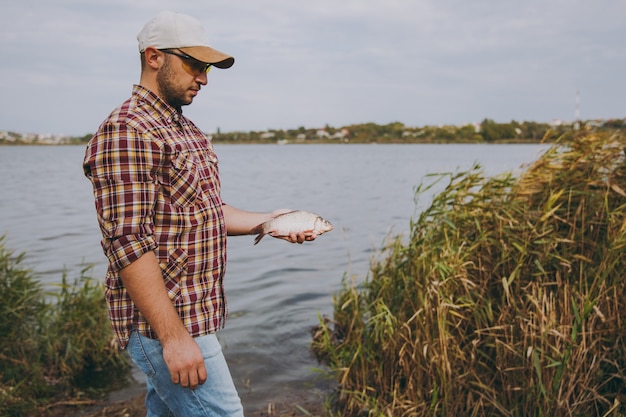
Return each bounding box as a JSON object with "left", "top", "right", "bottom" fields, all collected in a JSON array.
[{"left": 1, "top": 0, "right": 625, "bottom": 136}]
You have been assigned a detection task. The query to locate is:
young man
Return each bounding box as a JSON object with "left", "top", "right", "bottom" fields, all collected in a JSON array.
[{"left": 83, "top": 11, "right": 316, "bottom": 416}]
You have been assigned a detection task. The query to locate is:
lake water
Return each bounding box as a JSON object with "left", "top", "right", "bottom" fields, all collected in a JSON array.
[{"left": 0, "top": 143, "right": 549, "bottom": 412}]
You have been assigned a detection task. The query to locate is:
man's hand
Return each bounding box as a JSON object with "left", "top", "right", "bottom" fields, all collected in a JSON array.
[
  {"left": 162, "top": 335, "right": 207, "bottom": 389},
  {"left": 279, "top": 230, "right": 318, "bottom": 244}
]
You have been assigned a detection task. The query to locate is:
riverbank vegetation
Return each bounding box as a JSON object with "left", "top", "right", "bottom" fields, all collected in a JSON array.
[
  {"left": 0, "top": 238, "right": 129, "bottom": 416},
  {"left": 312, "top": 128, "right": 626, "bottom": 416}
]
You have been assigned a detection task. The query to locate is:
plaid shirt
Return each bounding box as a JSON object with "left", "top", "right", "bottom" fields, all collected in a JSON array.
[{"left": 83, "top": 84, "right": 227, "bottom": 349}]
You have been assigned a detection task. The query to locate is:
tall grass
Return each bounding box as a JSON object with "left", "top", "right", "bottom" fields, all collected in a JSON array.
[
  {"left": 0, "top": 237, "right": 129, "bottom": 416},
  {"left": 312, "top": 129, "right": 626, "bottom": 416}
]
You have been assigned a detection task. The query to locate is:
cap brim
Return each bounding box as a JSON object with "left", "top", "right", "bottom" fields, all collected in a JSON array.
[{"left": 180, "top": 46, "right": 235, "bottom": 69}]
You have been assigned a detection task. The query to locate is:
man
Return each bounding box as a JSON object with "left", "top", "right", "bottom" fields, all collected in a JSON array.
[{"left": 83, "top": 11, "right": 316, "bottom": 416}]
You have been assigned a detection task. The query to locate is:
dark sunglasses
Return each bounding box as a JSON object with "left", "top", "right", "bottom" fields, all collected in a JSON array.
[{"left": 160, "top": 49, "right": 212, "bottom": 76}]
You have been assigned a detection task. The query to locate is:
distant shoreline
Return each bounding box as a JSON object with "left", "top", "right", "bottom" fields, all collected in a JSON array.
[
  {"left": 0, "top": 138, "right": 549, "bottom": 146},
  {"left": 4, "top": 117, "right": 621, "bottom": 146}
]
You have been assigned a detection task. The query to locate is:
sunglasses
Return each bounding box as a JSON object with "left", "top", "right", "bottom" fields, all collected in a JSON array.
[{"left": 160, "top": 49, "right": 212, "bottom": 76}]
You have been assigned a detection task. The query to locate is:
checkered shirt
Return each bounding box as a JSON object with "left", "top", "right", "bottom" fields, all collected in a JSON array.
[{"left": 83, "top": 84, "right": 227, "bottom": 349}]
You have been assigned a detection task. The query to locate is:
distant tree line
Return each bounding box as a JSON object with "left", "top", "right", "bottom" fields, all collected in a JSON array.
[
  {"left": 2, "top": 119, "right": 624, "bottom": 145},
  {"left": 211, "top": 119, "right": 624, "bottom": 144}
]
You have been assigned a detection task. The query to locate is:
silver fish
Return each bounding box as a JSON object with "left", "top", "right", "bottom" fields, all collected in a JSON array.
[{"left": 254, "top": 210, "right": 333, "bottom": 245}]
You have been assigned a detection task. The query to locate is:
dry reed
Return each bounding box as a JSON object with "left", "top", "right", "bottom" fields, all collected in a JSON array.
[{"left": 312, "top": 129, "right": 626, "bottom": 416}]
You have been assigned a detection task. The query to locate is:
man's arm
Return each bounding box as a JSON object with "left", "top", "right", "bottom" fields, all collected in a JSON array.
[
  {"left": 221, "top": 204, "right": 274, "bottom": 236},
  {"left": 119, "top": 251, "right": 207, "bottom": 389}
]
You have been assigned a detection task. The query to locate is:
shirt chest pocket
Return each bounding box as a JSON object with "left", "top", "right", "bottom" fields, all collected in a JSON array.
[{"left": 168, "top": 152, "right": 202, "bottom": 207}]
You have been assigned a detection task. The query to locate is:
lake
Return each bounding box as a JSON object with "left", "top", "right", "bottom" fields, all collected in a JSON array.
[{"left": 0, "top": 143, "right": 549, "bottom": 412}]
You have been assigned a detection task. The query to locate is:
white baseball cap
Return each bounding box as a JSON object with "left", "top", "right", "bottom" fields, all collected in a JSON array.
[{"left": 137, "top": 11, "right": 234, "bottom": 69}]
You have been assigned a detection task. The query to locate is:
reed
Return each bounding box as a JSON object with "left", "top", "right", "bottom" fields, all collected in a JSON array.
[
  {"left": 0, "top": 238, "right": 129, "bottom": 416},
  {"left": 312, "top": 129, "right": 626, "bottom": 416}
]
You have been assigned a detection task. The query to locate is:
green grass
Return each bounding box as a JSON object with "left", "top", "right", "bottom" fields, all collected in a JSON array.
[
  {"left": 312, "top": 128, "right": 626, "bottom": 416},
  {"left": 0, "top": 238, "right": 129, "bottom": 416}
]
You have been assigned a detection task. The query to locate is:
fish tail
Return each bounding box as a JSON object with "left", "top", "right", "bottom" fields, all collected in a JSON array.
[{"left": 254, "top": 233, "right": 265, "bottom": 245}]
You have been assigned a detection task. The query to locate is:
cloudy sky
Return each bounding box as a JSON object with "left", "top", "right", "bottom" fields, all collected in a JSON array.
[{"left": 1, "top": 0, "right": 624, "bottom": 136}]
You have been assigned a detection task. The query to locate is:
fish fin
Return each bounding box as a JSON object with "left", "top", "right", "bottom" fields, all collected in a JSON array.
[{"left": 254, "top": 233, "right": 265, "bottom": 245}]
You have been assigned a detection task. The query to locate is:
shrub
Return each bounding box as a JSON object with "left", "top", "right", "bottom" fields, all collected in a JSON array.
[
  {"left": 0, "top": 237, "right": 129, "bottom": 416},
  {"left": 0, "top": 239, "right": 47, "bottom": 414},
  {"left": 312, "top": 129, "right": 626, "bottom": 416}
]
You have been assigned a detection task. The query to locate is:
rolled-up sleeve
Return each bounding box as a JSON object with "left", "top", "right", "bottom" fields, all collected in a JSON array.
[{"left": 84, "top": 121, "right": 161, "bottom": 272}]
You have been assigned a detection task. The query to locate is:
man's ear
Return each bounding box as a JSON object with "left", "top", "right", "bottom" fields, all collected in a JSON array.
[{"left": 143, "top": 47, "right": 163, "bottom": 70}]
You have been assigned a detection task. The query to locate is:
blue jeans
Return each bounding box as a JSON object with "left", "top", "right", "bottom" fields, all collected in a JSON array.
[{"left": 127, "top": 330, "right": 244, "bottom": 417}]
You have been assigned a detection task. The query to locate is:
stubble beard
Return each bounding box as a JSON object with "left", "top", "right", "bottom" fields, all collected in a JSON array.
[{"left": 157, "top": 57, "right": 191, "bottom": 112}]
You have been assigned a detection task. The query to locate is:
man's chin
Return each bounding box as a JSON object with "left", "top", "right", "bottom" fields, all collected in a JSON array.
[
  {"left": 167, "top": 99, "right": 192, "bottom": 111},
  {"left": 182, "top": 95, "right": 195, "bottom": 106}
]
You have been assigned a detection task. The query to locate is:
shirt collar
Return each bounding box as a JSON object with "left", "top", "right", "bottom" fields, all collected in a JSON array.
[{"left": 132, "top": 84, "right": 181, "bottom": 125}]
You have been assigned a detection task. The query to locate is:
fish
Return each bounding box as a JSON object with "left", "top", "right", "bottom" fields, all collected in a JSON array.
[{"left": 254, "top": 210, "right": 333, "bottom": 245}]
